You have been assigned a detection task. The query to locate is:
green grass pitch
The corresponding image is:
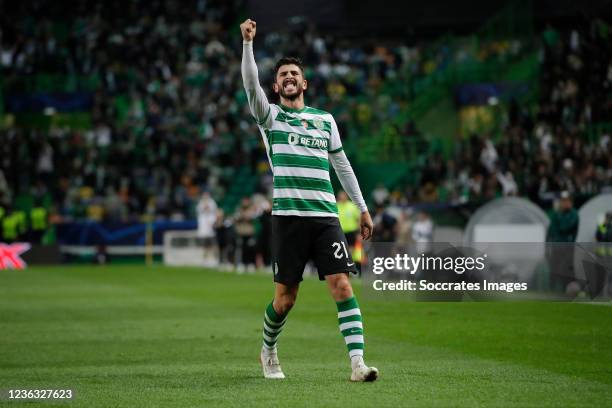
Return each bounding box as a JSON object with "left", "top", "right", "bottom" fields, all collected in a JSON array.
[{"left": 1, "top": 265, "right": 611, "bottom": 407}]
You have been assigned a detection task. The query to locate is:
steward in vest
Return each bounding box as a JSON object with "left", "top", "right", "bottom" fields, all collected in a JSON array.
[
  {"left": 2, "top": 211, "right": 19, "bottom": 243},
  {"left": 30, "top": 206, "right": 48, "bottom": 244}
]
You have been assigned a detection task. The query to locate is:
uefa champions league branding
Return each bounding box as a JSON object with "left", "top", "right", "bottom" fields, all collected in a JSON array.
[{"left": 0, "top": 243, "right": 31, "bottom": 269}]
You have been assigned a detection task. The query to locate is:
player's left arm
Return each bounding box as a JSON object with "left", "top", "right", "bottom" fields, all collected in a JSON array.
[{"left": 328, "top": 118, "right": 373, "bottom": 240}]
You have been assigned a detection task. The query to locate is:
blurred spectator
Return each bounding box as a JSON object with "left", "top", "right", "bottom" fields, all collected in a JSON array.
[
  {"left": 196, "top": 191, "right": 218, "bottom": 265},
  {"left": 2, "top": 210, "right": 19, "bottom": 243},
  {"left": 394, "top": 209, "right": 414, "bottom": 249},
  {"left": 28, "top": 204, "right": 48, "bottom": 244},
  {"left": 547, "top": 191, "right": 579, "bottom": 242},
  {"left": 547, "top": 191, "right": 579, "bottom": 294},
  {"left": 594, "top": 211, "right": 612, "bottom": 296},
  {"left": 94, "top": 244, "right": 109, "bottom": 265},
  {"left": 496, "top": 171, "right": 518, "bottom": 196},
  {"left": 412, "top": 211, "right": 434, "bottom": 255},
  {"left": 479, "top": 138, "right": 498, "bottom": 173},
  {"left": 214, "top": 208, "right": 234, "bottom": 267},
  {"left": 596, "top": 212, "right": 612, "bottom": 245},
  {"left": 337, "top": 190, "right": 361, "bottom": 260},
  {"left": 233, "top": 197, "right": 256, "bottom": 270},
  {"left": 372, "top": 184, "right": 390, "bottom": 206},
  {"left": 255, "top": 199, "right": 272, "bottom": 268},
  {"left": 373, "top": 204, "right": 397, "bottom": 242}
]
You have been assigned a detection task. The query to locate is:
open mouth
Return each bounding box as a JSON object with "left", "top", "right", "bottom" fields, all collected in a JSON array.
[{"left": 283, "top": 79, "right": 297, "bottom": 90}]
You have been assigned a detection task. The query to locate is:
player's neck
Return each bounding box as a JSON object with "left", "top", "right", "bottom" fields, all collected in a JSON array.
[{"left": 280, "top": 96, "right": 305, "bottom": 111}]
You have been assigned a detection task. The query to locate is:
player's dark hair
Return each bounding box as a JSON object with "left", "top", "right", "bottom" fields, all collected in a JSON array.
[{"left": 273, "top": 57, "right": 304, "bottom": 78}]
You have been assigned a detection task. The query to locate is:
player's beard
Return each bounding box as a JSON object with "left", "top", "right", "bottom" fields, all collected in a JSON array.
[{"left": 278, "top": 79, "right": 303, "bottom": 101}]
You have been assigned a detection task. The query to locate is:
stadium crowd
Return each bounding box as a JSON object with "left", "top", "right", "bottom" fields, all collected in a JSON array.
[
  {"left": 0, "top": 1, "right": 610, "bottom": 248},
  {"left": 410, "top": 19, "right": 611, "bottom": 208}
]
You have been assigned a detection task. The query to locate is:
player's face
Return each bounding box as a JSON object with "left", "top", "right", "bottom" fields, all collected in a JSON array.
[{"left": 274, "top": 64, "right": 307, "bottom": 101}]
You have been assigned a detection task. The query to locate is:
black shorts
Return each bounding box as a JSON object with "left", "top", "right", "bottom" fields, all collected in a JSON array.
[{"left": 271, "top": 215, "right": 358, "bottom": 285}]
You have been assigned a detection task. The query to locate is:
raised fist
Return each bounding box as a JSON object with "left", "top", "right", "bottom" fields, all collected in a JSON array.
[{"left": 240, "top": 19, "right": 256, "bottom": 42}]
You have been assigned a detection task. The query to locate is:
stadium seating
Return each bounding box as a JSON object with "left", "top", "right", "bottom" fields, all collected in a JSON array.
[{"left": 0, "top": 0, "right": 610, "bottom": 244}]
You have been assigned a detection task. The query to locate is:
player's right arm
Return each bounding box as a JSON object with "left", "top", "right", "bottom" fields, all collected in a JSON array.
[{"left": 240, "top": 19, "right": 273, "bottom": 129}]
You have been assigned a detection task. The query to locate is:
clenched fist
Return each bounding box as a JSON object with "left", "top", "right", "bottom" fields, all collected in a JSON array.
[
  {"left": 360, "top": 211, "right": 373, "bottom": 241},
  {"left": 240, "top": 19, "right": 256, "bottom": 42}
]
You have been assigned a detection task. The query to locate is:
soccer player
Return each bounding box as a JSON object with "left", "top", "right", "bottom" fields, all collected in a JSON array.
[{"left": 240, "top": 19, "right": 379, "bottom": 382}]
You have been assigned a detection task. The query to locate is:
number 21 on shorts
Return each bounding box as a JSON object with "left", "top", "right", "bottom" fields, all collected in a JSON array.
[{"left": 332, "top": 241, "right": 349, "bottom": 259}]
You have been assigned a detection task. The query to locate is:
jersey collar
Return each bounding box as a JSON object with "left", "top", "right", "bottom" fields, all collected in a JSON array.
[{"left": 280, "top": 104, "right": 307, "bottom": 113}]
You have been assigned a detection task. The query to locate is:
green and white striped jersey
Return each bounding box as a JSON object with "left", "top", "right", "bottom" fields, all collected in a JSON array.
[
  {"left": 241, "top": 40, "right": 366, "bottom": 218},
  {"left": 257, "top": 104, "right": 343, "bottom": 217}
]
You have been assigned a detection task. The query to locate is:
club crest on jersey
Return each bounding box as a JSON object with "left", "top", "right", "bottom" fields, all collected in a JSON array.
[
  {"left": 288, "top": 133, "right": 299, "bottom": 145},
  {"left": 313, "top": 119, "right": 324, "bottom": 130}
]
